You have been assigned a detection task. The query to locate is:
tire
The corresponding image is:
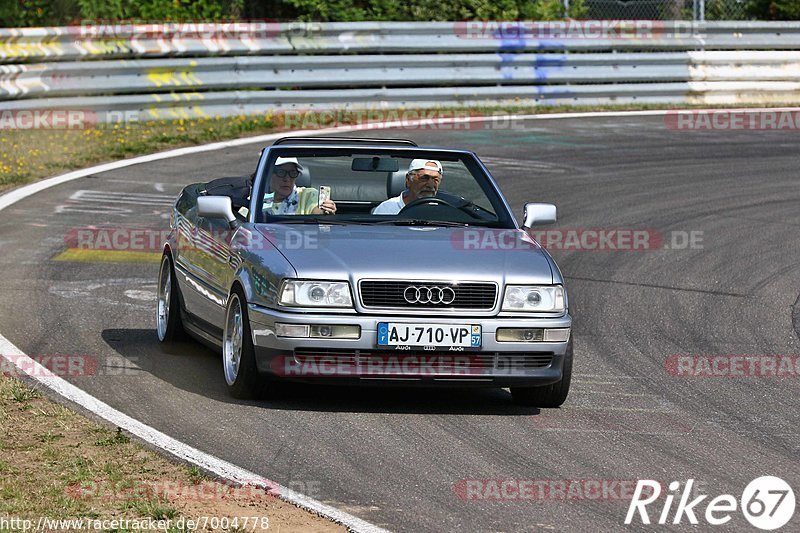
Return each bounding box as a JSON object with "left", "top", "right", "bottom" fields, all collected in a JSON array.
[
  {"left": 156, "top": 253, "right": 186, "bottom": 342},
  {"left": 222, "top": 288, "right": 264, "bottom": 399},
  {"left": 511, "top": 337, "right": 573, "bottom": 408}
]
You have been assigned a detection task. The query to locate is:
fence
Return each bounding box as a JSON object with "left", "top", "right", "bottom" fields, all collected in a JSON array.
[
  {"left": 579, "top": 0, "right": 749, "bottom": 21},
  {"left": 1, "top": 21, "right": 799, "bottom": 123}
]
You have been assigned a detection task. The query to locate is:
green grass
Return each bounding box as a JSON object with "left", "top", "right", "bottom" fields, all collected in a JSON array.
[
  {"left": 127, "top": 498, "right": 178, "bottom": 521},
  {"left": 94, "top": 427, "right": 131, "bottom": 447},
  {"left": 187, "top": 465, "right": 203, "bottom": 485},
  {"left": 36, "top": 431, "right": 64, "bottom": 443},
  {"left": 1, "top": 379, "right": 41, "bottom": 404}
]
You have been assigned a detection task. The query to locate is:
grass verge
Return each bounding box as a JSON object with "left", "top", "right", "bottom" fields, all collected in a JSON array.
[{"left": 0, "top": 374, "right": 344, "bottom": 532}]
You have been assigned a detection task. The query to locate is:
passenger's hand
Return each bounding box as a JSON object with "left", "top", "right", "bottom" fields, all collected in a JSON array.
[{"left": 320, "top": 199, "right": 337, "bottom": 215}]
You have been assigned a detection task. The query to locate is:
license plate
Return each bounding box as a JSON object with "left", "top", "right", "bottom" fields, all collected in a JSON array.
[{"left": 377, "top": 323, "right": 481, "bottom": 348}]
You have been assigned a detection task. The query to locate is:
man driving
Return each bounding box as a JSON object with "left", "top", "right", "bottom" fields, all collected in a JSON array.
[{"left": 372, "top": 159, "right": 442, "bottom": 215}]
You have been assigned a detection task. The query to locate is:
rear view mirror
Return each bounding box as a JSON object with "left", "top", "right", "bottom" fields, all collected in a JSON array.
[
  {"left": 523, "top": 203, "right": 557, "bottom": 228},
  {"left": 351, "top": 157, "right": 400, "bottom": 172}
]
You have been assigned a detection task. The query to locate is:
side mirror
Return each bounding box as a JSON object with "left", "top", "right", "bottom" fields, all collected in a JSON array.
[
  {"left": 523, "top": 203, "right": 557, "bottom": 228},
  {"left": 198, "top": 196, "right": 237, "bottom": 225}
]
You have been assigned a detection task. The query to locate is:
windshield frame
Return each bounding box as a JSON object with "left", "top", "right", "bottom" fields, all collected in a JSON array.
[{"left": 251, "top": 145, "right": 516, "bottom": 228}]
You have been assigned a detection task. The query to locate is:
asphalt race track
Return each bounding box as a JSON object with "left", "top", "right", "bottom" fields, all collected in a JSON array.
[{"left": 1, "top": 115, "right": 799, "bottom": 531}]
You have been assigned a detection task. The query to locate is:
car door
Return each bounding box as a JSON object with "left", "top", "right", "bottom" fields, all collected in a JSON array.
[{"left": 181, "top": 213, "right": 232, "bottom": 334}]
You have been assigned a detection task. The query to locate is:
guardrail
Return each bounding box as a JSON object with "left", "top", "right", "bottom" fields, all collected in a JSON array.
[{"left": 1, "top": 21, "right": 799, "bottom": 122}]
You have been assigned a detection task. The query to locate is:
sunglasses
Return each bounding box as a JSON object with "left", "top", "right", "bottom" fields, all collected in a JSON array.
[{"left": 274, "top": 168, "right": 300, "bottom": 179}]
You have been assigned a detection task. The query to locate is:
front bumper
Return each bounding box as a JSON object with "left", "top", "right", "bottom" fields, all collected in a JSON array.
[{"left": 248, "top": 304, "right": 571, "bottom": 388}]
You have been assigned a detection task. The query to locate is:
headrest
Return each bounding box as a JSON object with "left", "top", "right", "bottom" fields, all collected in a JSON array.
[
  {"left": 387, "top": 169, "right": 407, "bottom": 198},
  {"left": 296, "top": 165, "right": 311, "bottom": 187}
]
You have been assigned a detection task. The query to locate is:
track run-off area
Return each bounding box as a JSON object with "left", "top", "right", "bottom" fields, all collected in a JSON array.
[{"left": 1, "top": 113, "right": 799, "bottom": 531}]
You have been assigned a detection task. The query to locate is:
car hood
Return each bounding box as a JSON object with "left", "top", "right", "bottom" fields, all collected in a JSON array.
[{"left": 254, "top": 224, "right": 554, "bottom": 285}]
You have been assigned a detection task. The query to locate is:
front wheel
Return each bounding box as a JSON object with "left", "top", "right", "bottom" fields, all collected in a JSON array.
[
  {"left": 223, "top": 289, "right": 263, "bottom": 399},
  {"left": 156, "top": 253, "right": 186, "bottom": 342},
  {"left": 511, "top": 337, "right": 573, "bottom": 408}
]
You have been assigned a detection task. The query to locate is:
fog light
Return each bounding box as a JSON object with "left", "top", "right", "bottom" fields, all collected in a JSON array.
[
  {"left": 310, "top": 325, "right": 360, "bottom": 339},
  {"left": 277, "top": 323, "right": 360, "bottom": 339},
  {"left": 496, "top": 328, "right": 543, "bottom": 342},
  {"left": 496, "top": 328, "right": 571, "bottom": 342},
  {"left": 275, "top": 323, "right": 310, "bottom": 338},
  {"left": 543, "top": 328, "right": 571, "bottom": 342}
]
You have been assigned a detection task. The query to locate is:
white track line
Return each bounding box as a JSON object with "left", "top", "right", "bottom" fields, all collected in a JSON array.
[
  {"left": 0, "top": 125, "right": 344, "bottom": 212},
  {"left": 0, "top": 106, "right": 796, "bottom": 531},
  {"left": 0, "top": 337, "right": 387, "bottom": 533}
]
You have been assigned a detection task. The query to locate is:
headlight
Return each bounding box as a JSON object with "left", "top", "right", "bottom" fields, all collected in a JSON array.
[
  {"left": 502, "top": 285, "right": 565, "bottom": 313},
  {"left": 278, "top": 280, "right": 353, "bottom": 308}
]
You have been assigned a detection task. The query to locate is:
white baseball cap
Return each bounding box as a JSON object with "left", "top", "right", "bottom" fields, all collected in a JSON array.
[
  {"left": 275, "top": 156, "right": 303, "bottom": 169},
  {"left": 408, "top": 158, "right": 442, "bottom": 174}
]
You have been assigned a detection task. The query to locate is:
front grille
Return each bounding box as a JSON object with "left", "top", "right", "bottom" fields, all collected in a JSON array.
[
  {"left": 295, "top": 348, "right": 356, "bottom": 366},
  {"left": 359, "top": 352, "right": 495, "bottom": 370},
  {"left": 292, "top": 348, "right": 553, "bottom": 376},
  {"left": 359, "top": 281, "right": 496, "bottom": 309},
  {"left": 497, "top": 354, "right": 555, "bottom": 369}
]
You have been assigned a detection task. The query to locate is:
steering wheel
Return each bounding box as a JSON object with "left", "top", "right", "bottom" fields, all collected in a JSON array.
[{"left": 399, "top": 197, "right": 457, "bottom": 213}]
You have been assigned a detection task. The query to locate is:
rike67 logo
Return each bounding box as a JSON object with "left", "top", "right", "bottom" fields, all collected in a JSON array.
[{"left": 625, "top": 476, "right": 795, "bottom": 530}]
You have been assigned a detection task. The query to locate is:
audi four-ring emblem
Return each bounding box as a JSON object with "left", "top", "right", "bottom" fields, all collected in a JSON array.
[{"left": 403, "top": 285, "right": 456, "bottom": 305}]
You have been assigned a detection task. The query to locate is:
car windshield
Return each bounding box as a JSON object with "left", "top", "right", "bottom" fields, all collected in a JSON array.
[{"left": 253, "top": 148, "right": 514, "bottom": 228}]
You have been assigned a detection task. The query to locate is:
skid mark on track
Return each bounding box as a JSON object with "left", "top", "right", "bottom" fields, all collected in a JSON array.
[
  {"left": 531, "top": 409, "right": 698, "bottom": 436},
  {"left": 48, "top": 278, "right": 156, "bottom": 309},
  {"left": 559, "top": 374, "right": 691, "bottom": 433},
  {"left": 55, "top": 189, "right": 175, "bottom": 217},
  {"left": 481, "top": 156, "right": 570, "bottom": 174},
  {"left": 567, "top": 275, "right": 747, "bottom": 297},
  {"left": 794, "top": 291, "right": 800, "bottom": 343}
]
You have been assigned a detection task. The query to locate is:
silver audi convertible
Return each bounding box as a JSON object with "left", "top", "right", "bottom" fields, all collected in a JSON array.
[{"left": 157, "top": 137, "right": 572, "bottom": 406}]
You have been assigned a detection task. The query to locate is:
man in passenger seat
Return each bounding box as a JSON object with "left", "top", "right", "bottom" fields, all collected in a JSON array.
[{"left": 264, "top": 157, "right": 337, "bottom": 215}]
